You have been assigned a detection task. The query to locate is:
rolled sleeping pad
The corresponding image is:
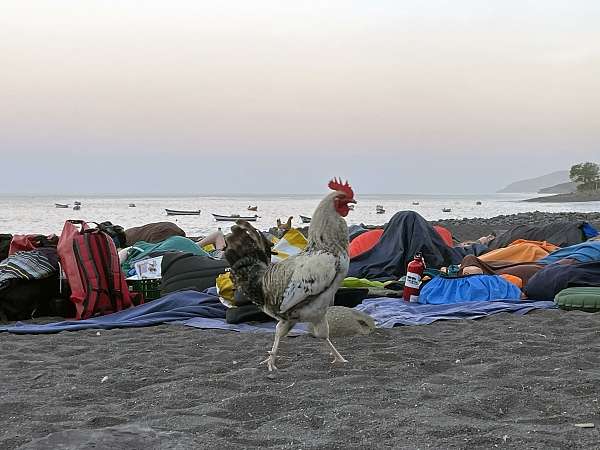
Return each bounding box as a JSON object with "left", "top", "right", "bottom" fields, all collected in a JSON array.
[{"left": 554, "top": 287, "right": 600, "bottom": 312}]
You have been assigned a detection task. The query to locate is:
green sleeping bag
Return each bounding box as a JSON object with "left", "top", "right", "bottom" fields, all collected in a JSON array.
[{"left": 554, "top": 287, "right": 600, "bottom": 312}]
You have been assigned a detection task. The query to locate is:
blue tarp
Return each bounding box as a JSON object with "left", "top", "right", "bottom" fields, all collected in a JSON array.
[
  {"left": 0, "top": 291, "right": 557, "bottom": 335},
  {"left": 355, "top": 298, "right": 557, "bottom": 328},
  {"left": 0, "top": 290, "right": 226, "bottom": 334},
  {"left": 419, "top": 274, "right": 523, "bottom": 304},
  {"left": 538, "top": 241, "right": 600, "bottom": 265}
]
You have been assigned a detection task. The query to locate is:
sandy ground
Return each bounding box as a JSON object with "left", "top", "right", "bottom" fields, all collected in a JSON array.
[{"left": 2, "top": 309, "right": 600, "bottom": 449}]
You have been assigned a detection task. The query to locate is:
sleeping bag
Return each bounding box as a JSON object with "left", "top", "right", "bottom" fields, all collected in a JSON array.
[
  {"left": 538, "top": 241, "right": 600, "bottom": 265},
  {"left": 523, "top": 261, "right": 600, "bottom": 300},
  {"left": 488, "top": 221, "right": 596, "bottom": 250},
  {"left": 419, "top": 275, "right": 522, "bottom": 304},
  {"left": 160, "top": 253, "right": 229, "bottom": 296}
]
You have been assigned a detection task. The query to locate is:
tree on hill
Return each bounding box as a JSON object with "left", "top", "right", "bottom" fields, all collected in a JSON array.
[{"left": 570, "top": 162, "right": 600, "bottom": 191}]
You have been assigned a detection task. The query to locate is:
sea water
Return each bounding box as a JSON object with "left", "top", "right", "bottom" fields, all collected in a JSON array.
[{"left": 1, "top": 193, "right": 599, "bottom": 237}]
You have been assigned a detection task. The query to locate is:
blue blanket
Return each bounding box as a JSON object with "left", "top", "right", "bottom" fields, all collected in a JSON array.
[
  {"left": 355, "top": 298, "right": 557, "bottom": 328},
  {"left": 0, "top": 290, "right": 226, "bottom": 334}
]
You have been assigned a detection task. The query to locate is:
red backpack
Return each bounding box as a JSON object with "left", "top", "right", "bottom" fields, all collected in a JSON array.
[{"left": 57, "top": 220, "right": 133, "bottom": 319}]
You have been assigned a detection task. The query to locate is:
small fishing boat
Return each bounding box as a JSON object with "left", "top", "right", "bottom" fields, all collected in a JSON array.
[
  {"left": 55, "top": 203, "right": 69, "bottom": 208},
  {"left": 212, "top": 213, "right": 259, "bottom": 222},
  {"left": 442, "top": 208, "right": 452, "bottom": 213},
  {"left": 73, "top": 205, "right": 81, "bottom": 211},
  {"left": 74, "top": 201, "right": 82, "bottom": 206},
  {"left": 376, "top": 205, "right": 385, "bottom": 214},
  {"left": 299, "top": 215, "right": 312, "bottom": 224},
  {"left": 412, "top": 202, "right": 420, "bottom": 206},
  {"left": 247, "top": 205, "right": 258, "bottom": 211},
  {"left": 129, "top": 203, "right": 136, "bottom": 207},
  {"left": 165, "top": 209, "right": 201, "bottom": 216},
  {"left": 476, "top": 201, "right": 482, "bottom": 205}
]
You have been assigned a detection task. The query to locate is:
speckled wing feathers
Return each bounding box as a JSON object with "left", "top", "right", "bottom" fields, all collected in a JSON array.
[{"left": 277, "top": 252, "right": 339, "bottom": 313}]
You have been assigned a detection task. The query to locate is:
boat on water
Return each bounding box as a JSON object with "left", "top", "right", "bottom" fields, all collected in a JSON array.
[
  {"left": 129, "top": 203, "right": 136, "bottom": 207},
  {"left": 247, "top": 205, "right": 258, "bottom": 211},
  {"left": 299, "top": 215, "right": 311, "bottom": 224},
  {"left": 376, "top": 205, "right": 385, "bottom": 214},
  {"left": 442, "top": 208, "right": 452, "bottom": 212},
  {"left": 412, "top": 202, "right": 420, "bottom": 206},
  {"left": 476, "top": 201, "right": 482, "bottom": 205},
  {"left": 165, "top": 209, "right": 201, "bottom": 216},
  {"left": 73, "top": 205, "right": 81, "bottom": 211},
  {"left": 212, "top": 213, "right": 259, "bottom": 222},
  {"left": 55, "top": 203, "right": 69, "bottom": 208},
  {"left": 74, "top": 201, "right": 82, "bottom": 206}
]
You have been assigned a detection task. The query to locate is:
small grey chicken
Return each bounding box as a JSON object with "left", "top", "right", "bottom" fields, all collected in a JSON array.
[{"left": 224, "top": 179, "right": 356, "bottom": 370}]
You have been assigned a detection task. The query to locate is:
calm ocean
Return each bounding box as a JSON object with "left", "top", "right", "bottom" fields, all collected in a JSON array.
[{"left": 2, "top": 193, "right": 599, "bottom": 236}]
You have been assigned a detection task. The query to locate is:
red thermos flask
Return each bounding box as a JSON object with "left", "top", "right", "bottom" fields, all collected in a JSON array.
[{"left": 403, "top": 253, "right": 425, "bottom": 302}]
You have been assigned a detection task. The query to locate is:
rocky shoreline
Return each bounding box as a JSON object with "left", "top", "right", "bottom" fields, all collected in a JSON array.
[
  {"left": 523, "top": 191, "right": 600, "bottom": 203},
  {"left": 431, "top": 211, "right": 600, "bottom": 241},
  {"left": 281, "top": 212, "right": 600, "bottom": 246}
]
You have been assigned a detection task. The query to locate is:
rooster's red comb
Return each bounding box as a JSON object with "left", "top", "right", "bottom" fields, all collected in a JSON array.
[{"left": 328, "top": 178, "right": 354, "bottom": 198}]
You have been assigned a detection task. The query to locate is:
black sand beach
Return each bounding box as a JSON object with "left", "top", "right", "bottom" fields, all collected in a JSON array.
[
  {"left": 2, "top": 309, "right": 600, "bottom": 449},
  {"left": 2, "top": 211, "right": 600, "bottom": 449}
]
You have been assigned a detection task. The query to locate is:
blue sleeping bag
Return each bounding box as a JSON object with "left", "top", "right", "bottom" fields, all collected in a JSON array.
[
  {"left": 419, "top": 275, "right": 522, "bottom": 304},
  {"left": 538, "top": 241, "right": 600, "bottom": 265}
]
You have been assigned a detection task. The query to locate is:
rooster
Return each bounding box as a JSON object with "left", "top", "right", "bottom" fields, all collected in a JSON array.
[{"left": 224, "top": 179, "right": 356, "bottom": 370}]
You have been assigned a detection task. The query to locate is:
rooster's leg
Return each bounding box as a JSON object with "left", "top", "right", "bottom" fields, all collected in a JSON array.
[
  {"left": 261, "top": 320, "right": 295, "bottom": 371},
  {"left": 312, "top": 316, "right": 348, "bottom": 364}
]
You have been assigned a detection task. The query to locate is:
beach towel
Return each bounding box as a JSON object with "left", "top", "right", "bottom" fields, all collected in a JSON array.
[
  {"left": 271, "top": 229, "right": 307, "bottom": 263},
  {"left": 538, "top": 241, "right": 600, "bottom": 265},
  {"left": 0, "top": 290, "right": 226, "bottom": 334},
  {"left": 419, "top": 275, "right": 522, "bottom": 305},
  {"left": 0, "top": 248, "right": 59, "bottom": 291}
]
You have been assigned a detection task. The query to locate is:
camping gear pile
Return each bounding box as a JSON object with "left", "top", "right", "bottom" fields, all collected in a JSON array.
[{"left": 2, "top": 209, "right": 600, "bottom": 330}]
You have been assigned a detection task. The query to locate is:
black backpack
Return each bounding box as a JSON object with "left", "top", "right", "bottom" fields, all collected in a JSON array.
[
  {"left": 0, "top": 234, "right": 12, "bottom": 262},
  {"left": 98, "top": 222, "right": 127, "bottom": 249}
]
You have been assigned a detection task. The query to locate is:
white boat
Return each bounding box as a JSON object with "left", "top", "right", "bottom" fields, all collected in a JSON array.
[
  {"left": 55, "top": 203, "right": 69, "bottom": 208},
  {"left": 129, "top": 203, "right": 136, "bottom": 207},
  {"left": 212, "top": 213, "right": 259, "bottom": 222},
  {"left": 165, "top": 209, "right": 201, "bottom": 216},
  {"left": 442, "top": 208, "right": 452, "bottom": 213},
  {"left": 376, "top": 205, "right": 385, "bottom": 214}
]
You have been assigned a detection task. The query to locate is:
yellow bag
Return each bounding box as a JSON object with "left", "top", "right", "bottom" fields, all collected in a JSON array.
[
  {"left": 216, "top": 272, "right": 235, "bottom": 307},
  {"left": 271, "top": 229, "right": 307, "bottom": 263}
]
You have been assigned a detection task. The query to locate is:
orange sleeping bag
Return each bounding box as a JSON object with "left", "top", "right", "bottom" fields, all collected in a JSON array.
[{"left": 479, "top": 239, "right": 559, "bottom": 264}]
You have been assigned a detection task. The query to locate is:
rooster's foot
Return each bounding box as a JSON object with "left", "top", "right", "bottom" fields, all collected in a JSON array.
[
  {"left": 331, "top": 355, "right": 348, "bottom": 365},
  {"left": 260, "top": 352, "right": 278, "bottom": 371}
]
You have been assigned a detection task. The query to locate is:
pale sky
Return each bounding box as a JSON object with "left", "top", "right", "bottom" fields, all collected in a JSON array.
[{"left": 1, "top": 1, "right": 599, "bottom": 194}]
